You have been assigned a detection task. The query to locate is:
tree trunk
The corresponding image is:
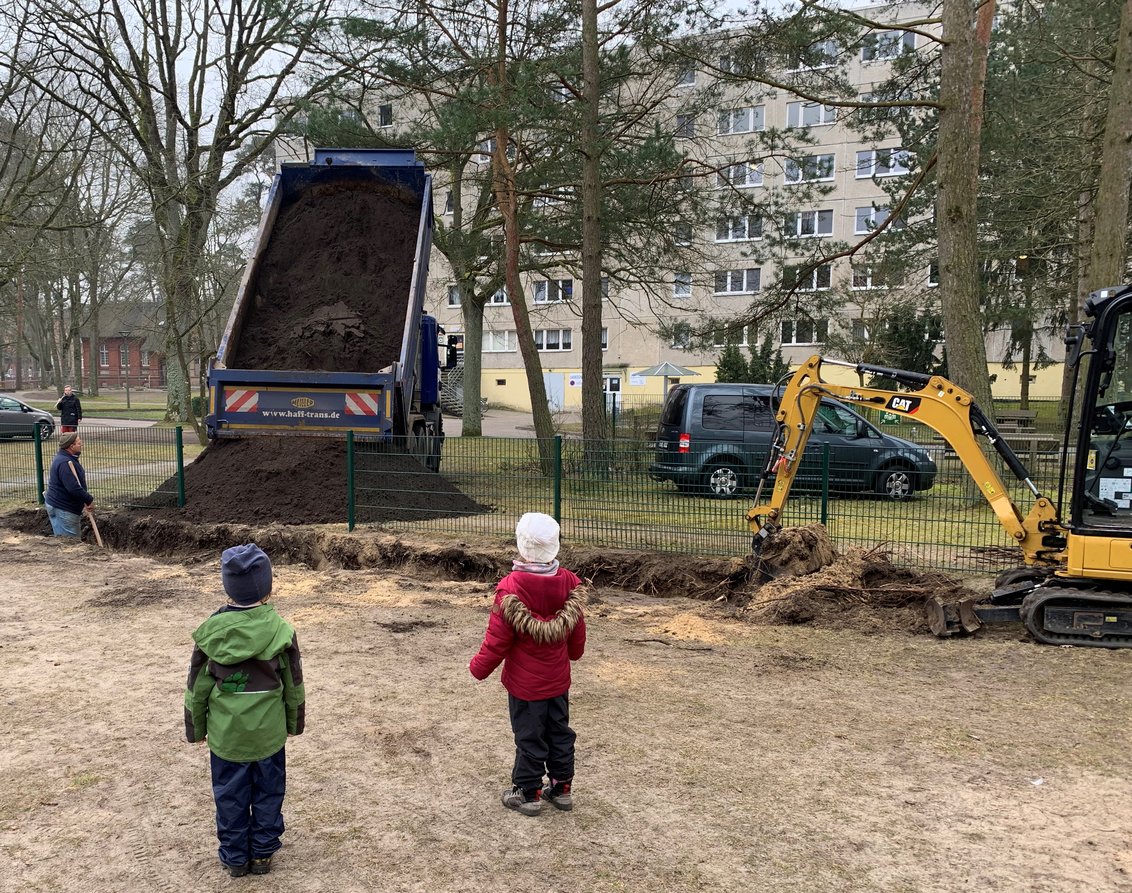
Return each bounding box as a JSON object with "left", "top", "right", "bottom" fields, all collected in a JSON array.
[
  {"left": 87, "top": 302, "right": 100, "bottom": 396},
  {"left": 15, "top": 267, "right": 24, "bottom": 389},
  {"left": 490, "top": 0, "right": 555, "bottom": 463},
  {"left": 460, "top": 289, "right": 486, "bottom": 437},
  {"left": 579, "top": 0, "right": 608, "bottom": 452},
  {"left": 1089, "top": 0, "right": 1132, "bottom": 290},
  {"left": 935, "top": 0, "right": 996, "bottom": 416}
]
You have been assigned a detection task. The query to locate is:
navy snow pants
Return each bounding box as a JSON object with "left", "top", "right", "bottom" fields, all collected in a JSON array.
[{"left": 210, "top": 747, "right": 286, "bottom": 868}]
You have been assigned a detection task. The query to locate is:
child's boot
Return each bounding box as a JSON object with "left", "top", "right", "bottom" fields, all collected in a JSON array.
[
  {"left": 543, "top": 779, "right": 573, "bottom": 811},
  {"left": 501, "top": 784, "right": 543, "bottom": 816}
]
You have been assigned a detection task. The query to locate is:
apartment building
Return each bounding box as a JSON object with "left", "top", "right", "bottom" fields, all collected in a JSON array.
[{"left": 282, "top": 7, "right": 1066, "bottom": 412}]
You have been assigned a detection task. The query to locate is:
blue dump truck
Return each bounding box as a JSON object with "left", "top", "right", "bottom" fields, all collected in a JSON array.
[{"left": 206, "top": 148, "right": 451, "bottom": 471}]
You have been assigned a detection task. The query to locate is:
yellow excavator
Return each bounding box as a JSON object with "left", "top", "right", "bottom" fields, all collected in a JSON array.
[{"left": 747, "top": 285, "right": 1132, "bottom": 648}]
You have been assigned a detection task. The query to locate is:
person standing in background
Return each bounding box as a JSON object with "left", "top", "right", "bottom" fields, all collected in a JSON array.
[{"left": 55, "top": 385, "right": 83, "bottom": 433}]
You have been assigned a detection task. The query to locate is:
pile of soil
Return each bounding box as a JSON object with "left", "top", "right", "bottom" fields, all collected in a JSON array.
[
  {"left": 142, "top": 437, "right": 489, "bottom": 526},
  {"left": 744, "top": 525, "right": 981, "bottom": 634},
  {"left": 229, "top": 180, "right": 420, "bottom": 372}
]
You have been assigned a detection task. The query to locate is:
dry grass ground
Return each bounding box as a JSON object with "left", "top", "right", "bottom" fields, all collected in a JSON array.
[{"left": 0, "top": 531, "right": 1130, "bottom": 893}]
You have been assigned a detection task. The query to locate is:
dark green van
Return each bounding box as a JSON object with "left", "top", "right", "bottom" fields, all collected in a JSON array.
[{"left": 648, "top": 383, "right": 937, "bottom": 499}]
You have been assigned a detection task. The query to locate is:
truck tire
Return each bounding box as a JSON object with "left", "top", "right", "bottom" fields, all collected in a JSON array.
[{"left": 877, "top": 466, "right": 914, "bottom": 500}]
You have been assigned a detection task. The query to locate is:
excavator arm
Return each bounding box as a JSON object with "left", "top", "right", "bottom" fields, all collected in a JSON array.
[{"left": 746, "top": 355, "right": 1065, "bottom": 569}]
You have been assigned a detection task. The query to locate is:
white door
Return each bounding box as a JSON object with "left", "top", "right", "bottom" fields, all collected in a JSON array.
[
  {"left": 604, "top": 375, "right": 622, "bottom": 413},
  {"left": 543, "top": 373, "right": 565, "bottom": 411}
]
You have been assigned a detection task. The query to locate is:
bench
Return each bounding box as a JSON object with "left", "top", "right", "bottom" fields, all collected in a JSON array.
[{"left": 996, "top": 409, "right": 1037, "bottom": 433}]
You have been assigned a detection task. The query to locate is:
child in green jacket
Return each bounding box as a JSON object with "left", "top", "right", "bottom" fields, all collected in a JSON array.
[{"left": 184, "top": 543, "right": 305, "bottom": 878}]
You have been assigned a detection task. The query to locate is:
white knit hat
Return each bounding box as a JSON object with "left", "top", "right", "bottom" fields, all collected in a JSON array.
[{"left": 515, "top": 512, "right": 560, "bottom": 563}]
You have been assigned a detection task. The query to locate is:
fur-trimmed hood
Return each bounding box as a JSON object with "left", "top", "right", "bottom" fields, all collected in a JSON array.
[{"left": 499, "top": 587, "right": 588, "bottom": 644}]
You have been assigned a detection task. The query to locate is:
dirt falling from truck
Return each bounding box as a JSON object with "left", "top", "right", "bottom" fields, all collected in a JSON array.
[{"left": 229, "top": 180, "right": 420, "bottom": 372}]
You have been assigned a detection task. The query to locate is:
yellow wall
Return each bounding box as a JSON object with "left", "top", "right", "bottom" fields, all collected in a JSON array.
[{"left": 480, "top": 362, "right": 1069, "bottom": 412}]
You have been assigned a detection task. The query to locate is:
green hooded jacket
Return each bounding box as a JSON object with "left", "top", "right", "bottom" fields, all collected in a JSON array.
[{"left": 184, "top": 604, "right": 305, "bottom": 763}]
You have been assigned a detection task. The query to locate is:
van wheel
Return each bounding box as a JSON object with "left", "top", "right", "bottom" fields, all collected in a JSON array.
[
  {"left": 877, "top": 466, "right": 913, "bottom": 500},
  {"left": 703, "top": 463, "right": 742, "bottom": 498}
]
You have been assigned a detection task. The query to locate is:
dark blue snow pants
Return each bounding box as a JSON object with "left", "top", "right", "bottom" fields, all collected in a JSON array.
[{"left": 210, "top": 747, "right": 286, "bottom": 868}]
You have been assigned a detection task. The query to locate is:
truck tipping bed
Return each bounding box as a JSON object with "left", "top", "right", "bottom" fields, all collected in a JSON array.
[{"left": 206, "top": 148, "right": 436, "bottom": 442}]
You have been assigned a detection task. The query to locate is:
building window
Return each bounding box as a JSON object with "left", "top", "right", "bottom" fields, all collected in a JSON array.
[
  {"left": 677, "top": 67, "right": 696, "bottom": 87},
  {"left": 534, "top": 328, "right": 572, "bottom": 351},
  {"left": 714, "top": 268, "right": 761, "bottom": 295},
  {"left": 716, "top": 215, "right": 763, "bottom": 242},
  {"left": 861, "top": 30, "right": 916, "bottom": 62},
  {"left": 600, "top": 276, "right": 610, "bottom": 299},
  {"left": 712, "top": 326, "right": 750, "bottom": 347},
  {"left": 852, "top": 266, "right": 888, "bottom": 289},
  {"left": 928, "top": 261, "right": 940, "bottom": 287},
  {"left": 673, "top": 271, "right": 692, "bottom": 298},
  {"left": 444, "top": 191, "right": 453, "bottom": 214},
  {"left": 534, "top": 279, "right": 572, "bottom": 304},
  {"left": 717, "top": 161, "right": 764, "bottom": 189},
  {"left": 446, "top": 286, "right": 462, "bottom": 307},
  {"left": 718, "top": 106, "right": 765, "bottom": 135},
  {"left": 675, "top": 114, "right": 696, "bottom": 139},
  {"left": 855, "top": 206, "right": 905, "bottom": 234},
  {"left": 786, "top": 102, "right": 837, "bottom": 128},
  {"left": 119, "top": 343, "right": 128, "bottom": 368},
  {"left": 141, "top": 350, "right": 150, "bottom": 368},
  {"left": 674, "top": 222, "right": 693, "bottom": 246},
  {"left": 601, "top": 327, "right": 608, "bottom": 350},
  {"left": 488, "top": 288, "right": 509, "bottom": 305},
  {"left": 99, "top": 344, "right": 109, "bottom": 367},
  {"left": 781, "top": 317, "right": 829, "bottom": 344},
  {"left": 786, "top": 264, "right": 833, "bottom": 291},
  {"left": 788, "top": 38, "right": 839, "bottom": 70},
  {"left": 856, "top": 147, "right": 911, "bottom": 178},
  {"left": 784, "top": 153, "right": 835, "bottom": 184},
  {"left": 786, "top": 209, "right": 834, "bottom": 237},
  {"left": 718, "top": 55, "right": 735, "bottom": 74},
  {"left": 483, "top": 330, "right": 518, "bottom": 352},
  {"left": 377, "top": 103, "right": 393, "bottom": 127},
  {"left": 669, "top": 321, "right": 692, "bottom": 349}
]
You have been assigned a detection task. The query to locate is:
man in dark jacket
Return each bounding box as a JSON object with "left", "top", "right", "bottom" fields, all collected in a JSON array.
[
  {"left": 44, "top": 432, "right": 94, "bottom": 537},
  {"left": 55, "top": 385, "right": 83, "bottom": 433}
]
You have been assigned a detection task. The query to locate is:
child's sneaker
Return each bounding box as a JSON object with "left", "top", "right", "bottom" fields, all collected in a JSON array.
[
  {"left": 501, "top": 785, "right": 542, "bottom": 816},
  {"left": 250, "top": 856, "right": 272, "bottom": 875},
  {"left": 543, "top": 780, "right": 573, "bottom": 811}
]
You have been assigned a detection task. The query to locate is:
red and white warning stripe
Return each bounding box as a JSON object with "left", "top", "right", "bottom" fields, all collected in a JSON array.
[
  {"left": 225, "top": 389, "right": 259, "bottom": 413},
  {"left": 344, "top": 392, "right": 381, "bottom": 416}
]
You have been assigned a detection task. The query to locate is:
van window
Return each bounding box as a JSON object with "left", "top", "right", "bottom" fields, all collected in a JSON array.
[
  {"left": 701, "top": 394, "right": 773, "bottom": 431},
  {"left": 816, "top": 402, "right": 863, "bottom": 435},
  {"left": 660, "top": 387, "right": 689, "bottom": 426}
]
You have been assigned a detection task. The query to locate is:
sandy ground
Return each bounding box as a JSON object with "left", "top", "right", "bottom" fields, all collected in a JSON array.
[{"left": 1, "top": 531, "right": 1131, "bottom": 893}]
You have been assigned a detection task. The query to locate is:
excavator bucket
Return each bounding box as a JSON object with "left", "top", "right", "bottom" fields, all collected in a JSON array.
[{"left": 924, "top": 596, "right": 983, "bottom": 637}]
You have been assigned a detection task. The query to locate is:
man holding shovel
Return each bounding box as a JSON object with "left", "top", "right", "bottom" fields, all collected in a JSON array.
[{"left": 44, "top": 432, "right": 95, "bottom": 538}]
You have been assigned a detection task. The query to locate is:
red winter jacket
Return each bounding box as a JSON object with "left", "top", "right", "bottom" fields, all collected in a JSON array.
[{"left": 469, "top": 568, "right": 586, "bottom": 701}]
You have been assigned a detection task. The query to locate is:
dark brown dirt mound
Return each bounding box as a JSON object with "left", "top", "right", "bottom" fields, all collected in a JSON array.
[
  {"left": 230, "top": 180, "right": 419, "bottom": 372},
  {"left": 141, "top": 437, "right": 490, "bottom": 525},
  {"left": 747, "top": 540, "right": 981, "bottom": 634}
]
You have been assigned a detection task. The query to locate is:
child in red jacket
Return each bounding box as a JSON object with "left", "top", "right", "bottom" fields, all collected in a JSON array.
[{"left": 469, "top": 512, "right": 587, "bottom": 816}]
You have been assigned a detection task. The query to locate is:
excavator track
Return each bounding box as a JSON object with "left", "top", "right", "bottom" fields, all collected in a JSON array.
[{"left": 1020, "top": 585, "right": 1132, "bottom": 648}]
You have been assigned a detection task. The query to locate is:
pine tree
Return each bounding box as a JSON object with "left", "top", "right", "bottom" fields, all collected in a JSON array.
[
  {"left": 714, "top": 341, "right": 749, "bottom": 382},
  {"left": 748, "top": 332, "right": 790, "bottom": 384}
]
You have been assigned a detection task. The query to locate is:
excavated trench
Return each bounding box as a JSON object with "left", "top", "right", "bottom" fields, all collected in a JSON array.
[{"left": 2, "top": 510, "right": 983, "bottom": 636}]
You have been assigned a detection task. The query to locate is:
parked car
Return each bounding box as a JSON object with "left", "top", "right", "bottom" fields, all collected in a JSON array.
[
  {"left": 0, "top": 395, "right": 55, "bottom": 440},
  {"left": 649, "top": 383, "right": 937, "bottom": 499}
]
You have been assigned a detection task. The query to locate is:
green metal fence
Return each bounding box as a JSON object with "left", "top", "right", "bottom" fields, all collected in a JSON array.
[
  {"left": 0, "top": 426, "right": 189, "bottom": 510},
  {"left": 0, "top": 424, "right": 1076, "bottom": 576}
]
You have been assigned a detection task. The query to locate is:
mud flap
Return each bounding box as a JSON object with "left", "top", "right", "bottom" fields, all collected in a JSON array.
[{"left": 924, "top": 596, "right": 983, "bottom": 637}]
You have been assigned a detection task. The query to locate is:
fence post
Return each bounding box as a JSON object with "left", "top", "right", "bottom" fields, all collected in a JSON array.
[
  {"left": 820, "top": 443, "right": 830, "bottom": 526},
  {"left": 346, "top": 430, "right": 356, "bottom": 531},
  {"left": 34, "top": 423, "right": 45, "bottom": 504},
  {"left": 175, "top": 426, "right": 186, "bottom": 507},
  {"left": 553, "top": 434, "right": 562, "bottom": 523}
]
